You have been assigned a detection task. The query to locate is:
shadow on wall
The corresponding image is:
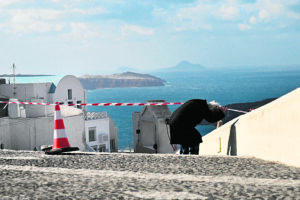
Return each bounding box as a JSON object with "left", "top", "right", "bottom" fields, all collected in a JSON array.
[{"left": 227, "top": 119, "right": 239, "bottom": 156}]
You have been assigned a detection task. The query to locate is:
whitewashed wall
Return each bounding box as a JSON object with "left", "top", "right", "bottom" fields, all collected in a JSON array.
[
  {"left": 54, "top": 75, "right": 86, "bottom": 110},
  {"left": 156, "top": 118, "right": 175, "bottom": 153},
  {"left": 85, "top": 118, "right": 110, "bottom": 151},
  {"left": 0, "top": 83, "right": 53, "bottom": 102},
  {"left": 200, "top": 87, "right": 300, "bottom": 167},
  {"left": 0, "top": 118, "right": 11, "bottom": 149},
  {"left": 0, "top": 114, "right": 86, "bottom": 151},
  {"left": 108, "top": 116, "right": 118, "bottom": 152},
  {"left": 132, "top": 105, "right": 174, "bottom": 154}
]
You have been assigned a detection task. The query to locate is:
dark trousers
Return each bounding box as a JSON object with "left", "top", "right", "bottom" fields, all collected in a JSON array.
[{"left": 180, "top": 144, "right": 199, "bottom": 155}]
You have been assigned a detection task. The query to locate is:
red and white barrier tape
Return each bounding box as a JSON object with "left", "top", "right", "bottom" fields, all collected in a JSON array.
[
  {"left": 0, "top": 101, "right": 251, "bottom": 113},
  {"left": 0, "top": 101, "right": 183, "bottom": 107},
  {"left": 226, "top": 108, "right": 248, "bottom": 114},
  {"left": 0, "top": 101, "right": 52, "bottom": 106}
]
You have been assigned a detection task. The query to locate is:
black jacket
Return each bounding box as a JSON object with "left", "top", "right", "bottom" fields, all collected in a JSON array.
[{"left": 169, "top": 99, "right": 225, "bottom": 145}]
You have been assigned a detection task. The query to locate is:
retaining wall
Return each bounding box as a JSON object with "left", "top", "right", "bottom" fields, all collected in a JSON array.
[{"left": 200, "top": 87, "right": 300, "bottom": 167}]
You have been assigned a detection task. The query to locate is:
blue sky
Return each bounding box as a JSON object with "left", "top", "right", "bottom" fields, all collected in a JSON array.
[{"left": 0, "top": 0, "right": 300, "bottom": 75}]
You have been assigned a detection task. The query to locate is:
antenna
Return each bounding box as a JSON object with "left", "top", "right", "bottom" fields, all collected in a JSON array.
[{"left": 13, "top": 63, "right": 16, "bottom": 96}]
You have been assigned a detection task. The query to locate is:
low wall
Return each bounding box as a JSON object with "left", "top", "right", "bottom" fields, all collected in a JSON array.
[
  {"left": 0, "top": 118, "right": 11, "bottom": 149},
  {"left": 0, "top": 114, "right": 86, "bottom": 151},
  {"left": 200, "top": 87, "right": 300, "bottom": 167}
]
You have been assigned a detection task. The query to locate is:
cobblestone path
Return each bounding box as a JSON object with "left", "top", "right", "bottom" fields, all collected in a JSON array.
[{"left": 0, "top": 150, "right": 299, "bottom": 199}]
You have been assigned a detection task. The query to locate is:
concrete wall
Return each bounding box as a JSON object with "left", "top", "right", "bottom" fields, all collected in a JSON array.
[
  {"left": 24, "top": 104, "right": 53, "bottom": 118},
  {"left": 156, "top": 118, "right": 176, "bottom": 153},
  {"left": 8, "top": 98, "right": 21, "bottom": 118},
  {"left": 132, "top": 112, "right": 140, "bottom": 152},
  {"left": 200, "top": 87, "right": 300, "bottom": 167},
  {"left": 0, "top": 83, "right": 52, "bottom": 102},
  {"left": 8, "top": 103, "right": 82, "bottom": 119},
  {"left": 0, "top": 114, "right": 86, "bottom": 151},
  {"left": 108, "top": 116, "right": 118, "bottom": 152},
  {"left": 63, "top": 115, "right": 86, "bottom": 151},
  {"left": 132, "top": 106, "right": 174, "bottom": 154},
  {"left": 0, "top": 118, "right": 11, "bottom": 149}
]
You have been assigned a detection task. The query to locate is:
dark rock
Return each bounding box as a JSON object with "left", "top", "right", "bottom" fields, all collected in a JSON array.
[
  {"left": 200, "top": 98, "right": 277, "bottom": 125},
  {"left": 223, "top": 98, "right": 276, "bottom": 124}
]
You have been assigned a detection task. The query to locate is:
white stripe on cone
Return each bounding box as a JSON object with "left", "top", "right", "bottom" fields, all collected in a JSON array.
[
  {"left": 54, "top": 110, "right": 63, "bottom": 120},
  {"left": 53, "top": 129, "right": 67, "bottom": 139}
]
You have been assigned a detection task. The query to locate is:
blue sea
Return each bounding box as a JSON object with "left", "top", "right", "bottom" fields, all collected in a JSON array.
[
  {"left": 14, "top": 68, "right": 300, "bottom": 150},
  {"left": 86, "top": 68, "right": 300, "bottom": 150}
]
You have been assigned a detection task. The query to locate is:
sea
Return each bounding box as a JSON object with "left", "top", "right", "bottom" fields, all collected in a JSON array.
[{"left": 13, "top": 67, "right": 300, "bottom": 150}]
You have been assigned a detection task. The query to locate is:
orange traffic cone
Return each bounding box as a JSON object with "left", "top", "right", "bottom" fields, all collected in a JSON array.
[{"left": 45, "top": 103, "right": 79, "bottom": 155}]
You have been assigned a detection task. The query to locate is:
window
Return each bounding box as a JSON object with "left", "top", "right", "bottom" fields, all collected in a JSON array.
[
  {"left": 68, "top": 89, "right": 72, "bottom": 100},
  {"left": 77, "top": 100, "right": 82, "bottom": 109},
  {"left": 89, "top": 127, "right": 96, "bottom": 142},
  {"left": 99, "top": 144, "right": 106, "bottom": 152},
  {"left": 68, "top": 101, "right": 73, "bottom": 106}
]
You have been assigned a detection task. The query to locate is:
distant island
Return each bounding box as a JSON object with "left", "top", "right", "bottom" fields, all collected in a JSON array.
[
  {"left": 158, "top": 60, "right": 205, "bottom": 72},
  {"left": 114, "top": 60, "right": 206, "bottom": 73},
  {"left": 78, "top": 72, "right": 165, "bottom": 90}
]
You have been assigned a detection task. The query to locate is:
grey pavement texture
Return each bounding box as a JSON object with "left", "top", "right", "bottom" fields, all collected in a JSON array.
[{"left": 0, "top": 150, "right": 300, "bottom": 200}]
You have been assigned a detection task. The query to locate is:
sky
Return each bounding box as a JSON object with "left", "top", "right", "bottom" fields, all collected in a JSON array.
[{"left": 0, "top": 0, "right": 300, "bottom": 75}]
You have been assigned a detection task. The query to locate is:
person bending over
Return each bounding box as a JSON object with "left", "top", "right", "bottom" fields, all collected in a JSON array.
[{"left": 169, "top": 99, "right": 226, "bottom": 155}]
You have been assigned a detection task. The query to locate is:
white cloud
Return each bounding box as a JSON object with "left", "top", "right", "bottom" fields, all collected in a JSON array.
[
  {"left": 1, "top": 8, "right": 64, "bottom": 34},
  {"left": 69, "top": 7, "right": 108, "bottom": 15},
  {"left": 249, "top": 16, "right": 257, "bottom": 24},
  {"left": 258, "top": 9, "right": 269, "bottom": 21},
  {"left": 150, "top": 0, "right": 300, "bottom": 33},
  {"left": 0, "top": 0, "right": 23, "bottom": 8},
  {"left": 238, "top": 24, "right": 251, "bottom": 31},
  {"left": 176, "top": 3, "right": 212, "bottom": 20},
  {"left": 172, "top": 3, "right": 214, "bottom": 31},
  {"left": 62, "top": 22, "right": 100, "bottom": 40},
  {"left": 255, "top": 0, "right": 285, "bottom": 21},
  {"left": 0, "top": 4, "right": 107, "bottom": 35},
  {"left": 154, "top": 1, "right": 241, "bottom": 32},
  {"left": 1, "top": 0, "right": 299, "bottom": 37},
  {"left": 217, "top": 5, "right": 240, "bottom": 20},
  {"left": 174, "top": 23, "right": 212, "bottom": 32},
  {"left": 152, "top": 8, "right": 168, "bottom": 18},
  {"left": 182, "top": 0, "right": 300, "bottom": 31},
  {"left": 239, "top": 0, "right": 300, "bottom": 29},
  {"left": 13, "top": 8, "right": 63, "bottom": 20},
  {"left": 121, "top": 24, "right": 154, "bottom": 36},
  {"left": 287, "top": 11, "right": 300, "bottom": 19}
]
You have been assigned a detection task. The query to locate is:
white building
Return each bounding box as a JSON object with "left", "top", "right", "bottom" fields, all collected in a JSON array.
[
  {"left": 0, "top": 75, "right": 118, "bottom": 152},
  {"left": 132, "top": 100, "right": 176, "bottom": 154},
  {"left": 0, "top": 105, "right": 86, "bottom": 151},
  {"left": 0, "top": 81, "right": 54, "bottom": 103},
  {"left": 54, "top": 75, "right": 86, "bottom": 110},
  {"left": 85, "top": 112, "right": 118, "bottom": 152}
]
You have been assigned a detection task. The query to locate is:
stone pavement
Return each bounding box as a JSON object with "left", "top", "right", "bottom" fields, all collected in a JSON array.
[{"left": 0, "top": 150, "right": 300, "bottom": 199}]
